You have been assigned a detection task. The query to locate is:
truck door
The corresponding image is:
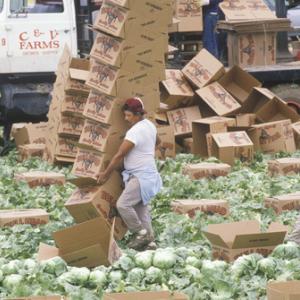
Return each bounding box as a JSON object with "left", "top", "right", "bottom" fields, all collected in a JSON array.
[
  {"left": 6, "top": 0, "right": 78, "bottom": 74},
  {"left": 0, "top": 0, "right": 10, "bottom": 74}
]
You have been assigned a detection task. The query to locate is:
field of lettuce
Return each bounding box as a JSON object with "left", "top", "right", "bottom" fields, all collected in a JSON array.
[{"left": 1, "top": 150, "right": 300, "bottom": 299}]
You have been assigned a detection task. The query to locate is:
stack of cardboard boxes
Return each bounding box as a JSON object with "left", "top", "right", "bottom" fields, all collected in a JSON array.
[
  {"left": 217, "top": 0, "right": 292, "bottom": 67},
  {"left": 157, "top": 47, "right": 300, "bottom": 166},
  {"left": 44, "top": 46, "right": 90, "bottom": 164}
]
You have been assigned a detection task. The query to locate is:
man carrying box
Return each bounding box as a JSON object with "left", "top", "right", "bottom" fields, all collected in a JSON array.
[
  {"left": 98, "top": 98, "right": 162, "bottom": 251},
  {"left": 200, "top": 0, "right": 223, "bottom": 58}
]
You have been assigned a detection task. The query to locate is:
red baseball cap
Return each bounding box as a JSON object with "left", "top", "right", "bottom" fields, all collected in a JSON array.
[{"left": 123, "top": 97, "right": 145, "bottom": 114}]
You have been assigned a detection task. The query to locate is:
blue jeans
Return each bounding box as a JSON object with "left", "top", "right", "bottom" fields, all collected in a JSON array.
[{"left": 203, "top": 13, "right": 219, "bottom": 58}]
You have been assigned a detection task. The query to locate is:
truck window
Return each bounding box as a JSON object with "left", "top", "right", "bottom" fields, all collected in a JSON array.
[
  {"left": 10, "top": 0, "right": 64, "bottom": 14},
  {"left": 0, "top": 0, "right": 3, "bottom": 12}
]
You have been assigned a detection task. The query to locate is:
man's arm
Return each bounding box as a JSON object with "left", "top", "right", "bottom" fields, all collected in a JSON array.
[
  {"left": 156, "top": 134, "right": 161, "bottom": 147},
  {"left": 97, "top": 140, "right": 134, "bottom": 184}
]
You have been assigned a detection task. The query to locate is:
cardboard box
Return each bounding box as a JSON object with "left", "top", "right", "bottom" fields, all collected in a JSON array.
[
  {"left": 167, "top": 106, "right": 201, "bottom": 137},
  {"left": 68, "top": 58, "right": 90, "bottom": 82},
  {"left": 94, "top": 1, "right": 171, "bottom": 39},
  {"left": 18, "top": 143, "right": 45, "bottom": 161},
  {"left": 240, "top": 87, "right": 275, "bottom": 114},
  {"left": 14, "top": 171, "right": 65, "bottom": 188},
  {"left": 182, "top": 49, "right": 225, "bottom": 89},
  {"left": 58, "top": 116, "right": 85, "bottom": 137},
  {"left": 72, "top": 148, "right": 109, "bottom": 180},
  {"left": 65, "top": 77, "right": 90, "bottom": 96},
  {"left": 156, "top": 125, "right": 176, "bottom": 159},
  {"left": 38, "top": 217, "right": 122, "bottom": 268},
  {"left": 248, "top": 120, "right": 296, "bottom": 154},
  {"left": 175, "top": 0, "right": 203, "bottom": 32},
  {"left": 192, "top": 116, "right": 236, "bottom": 157},
  {"left": 90, "top": 31, "right": 164, "bottom": 69},
  {"left": 211, "top": 131, "right": 254, "bottom": 165},
  {"left": 183, "top": 137, "right": 193, "bottom": 153},
  {"left": 61, "top": 94, "right": 87, "bottom": 116},
  {"left": 161, "top": 69, "right": 195, "bottom": 109},
  {"left": 268, "top": 158, "right": 300, "bottom": 176},
  {"left": 86, "top": 59, "right": 160, "bottom": 97},
  {"left": 255, "top": 97, "right": 300, "bottom": 124},
  {"left": 196, "top": 82, "right": 241, "bottom": 116},
  {"left": 65, "top": 172, "right": 127, "bottom": 240},
  {"left": 227, "top": 32, "right": 276, "bottom": 67},
  {"left": 103, "top": 291, "right": 188, "bottom": 300},
  {"left": 220, "top": 0, "right": 276, "bottom": 22},
  {"left": 12, "top": 122, "right": 48, "bottom": 146},
  {"left": 218, "top": 65, "right": 261, "bottom": 104},
  {"left": 203, "top": 220, "right": 287, "bottom": 262},
  {"left": 235, "top": 114, "right": 256, "bottom": 127},
  {"left": 265, "top": 192, "right": 300, "bottom": 214},
  {"left": 292, "top": 121, "right": 300, "bottom": 149},
  {"left": 83, "top": 91, "right": 127, "bottom": 128},
  {"left": 56, "top": 137, "right": 79, "bottom": 158},
  {"left": 79, "top": 119, "right": 125, "bottom": 153},
  {"left": 171, "top": 199, "right": 229, "bottom": 217},
  {"left": 5, "top": 297, "right": 65, "bottom": 300},
  {"left": 0, "top": 209, "right": 49, "bottom": 227},
  {"left": 182, "top": 162, "right": 231, "bottom": 180},
  {"left": 267, "top": 281, "right": 300, "bottom": 300}
]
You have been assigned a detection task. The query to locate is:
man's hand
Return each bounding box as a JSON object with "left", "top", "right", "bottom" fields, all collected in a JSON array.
[{"left": 97, "top": 171, "right": 109, "bottom": 185}]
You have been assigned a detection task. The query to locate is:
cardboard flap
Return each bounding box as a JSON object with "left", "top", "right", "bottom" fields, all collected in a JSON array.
[
  {"left": 103, "top": 291, "right": 189, "bottom": 300},
  {"left": 268, "top": 281, "right": 300, "bottom": 295},
  {"left": 267, "top": 222, "right": 289, "bottom": 232},
  {"left": 212, "top": 131, "right": 253, "bottom": 147},
  {"left": 37, "top": 243, "right": 59, "bottom": 261},
  {"left": 108, "top": 218, "right": 123, "bottom": 265},
  {"left": 232, "top": 231, "right": 286, "bottom": 249},
  {"left": 69, "top": 58, "right": 90, "bottom": 81},
  {"left": 68, "top": 177, "right": 99, "bottom": 188},
  {"left": 52, "top": 217, "right": 111, "bottom": 254}
]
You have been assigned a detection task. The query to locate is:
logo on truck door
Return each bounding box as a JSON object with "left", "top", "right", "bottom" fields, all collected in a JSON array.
[{"left": 18, "top": 29, "right": 60, "bottom": 51}]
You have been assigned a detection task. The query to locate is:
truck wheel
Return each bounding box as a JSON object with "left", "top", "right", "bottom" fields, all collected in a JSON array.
[{"left": 270, "top": 84, "right": 300, "bottom": 114}]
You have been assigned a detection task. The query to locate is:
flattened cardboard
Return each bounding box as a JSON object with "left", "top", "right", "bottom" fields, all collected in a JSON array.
[
  {"left": 103, "top": 291, "right": 188, "bottom": 300},
  {"left": 18, "top": 143, "right": 45, "bottom": 161},
  {"left": 14, "top": 171, "right": 65, "bottom": 188},
  {"left": 220, "top": 0, "right": 276, "bottom": 21},
  {"left": 265, "top": 192, "right": 300, "bottom": 214},
  {"left": 58, "top": 116, "right": 85, "bottom": 137},
  {"left": 167, "top": 106, "right": 201, "bottom": 137},
  {"left": 203, "top": 220, "right": 287, "bottom": 262},
  {"left": 196, "top": 82, "right": 241, "bottom": 116},
  {"left": 161, "top": 69, "right": 195, "bottom": 109},
  {"left": 267, "top": 281, "right": 300, "bottom": 300},
  {"left": 268, "top": 158, "right": 300, "bottom": 176},
  {"left": 5, "top": 296, "right": 64, "bottom": 300},
  {"left": 292, "top": 121, "right": 300, "bottom": 149},
  {"left": 192, "top": 116, "right": 236, "bottom": 157},
  {"left": 256, "top": 97, "right": 300, "bottom": 124},
  {"left": 155, "top": 125, "right": 176, "bottom": 160},
  {"left": 61, "top": 94, "right": 87, "bottom": 116},
  {"left": 171, "top": 199, "right": 229, "bottom": 217},
  {"left": 79, "top": 119, "right": 125, "bottom": 153},
  {"left": 182, "top": 49, "right": 225, "bottom": 89},
  {"left": 240, "top": 87, "right": 275, "bottom": 114},
  {"left": 211, "top": 131, "right": 253, "bottom": 165},
  {"left": 52, "top": 217, "right": 122, "bottom": 268},
  {"left": 182, "top": 162, "right": 231, "bottom": 180},
  {"left": 248, "top": 120, "right": 296, "bottom": 154},
  {"left": 0, "top": 209, "right": 49, "bottom": 227},
  {"left": 12, "top": 122, "right": 48, "bottom": 146},
  {"left": 65, "top": 172, "right": 127, "bottom": 240},
  {"left": 175, "top": 0, "right": 203, "bottom": 32},
  {"left": 218, "top": 65, "right": 261, "bottom": 104}
]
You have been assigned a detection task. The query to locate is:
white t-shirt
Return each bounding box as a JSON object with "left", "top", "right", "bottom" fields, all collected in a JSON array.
[{"left": 124, "top": 119, "right": 157, "bottom": 172}]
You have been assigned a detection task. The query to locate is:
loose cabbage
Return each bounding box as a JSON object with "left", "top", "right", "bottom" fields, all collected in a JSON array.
[
  {"left": 257, "top": 257, "right": 277, "bottom": 278},
  {"left": 89, "top": 270, "right": 107, "bottom": 288},
  {"left": 145, "top": 266, "right": 162, "bottom": 283},
  {"left": 41, "top": 256, "right": 68, "bottom": 276},
  {"left": 135, "top": 250, "right": 154, "bottom": 269},
  {"left": 272, "top": 242, "right": 300, "bottom": 260},
  {"left": 153, "top": 249, "right": 177, "bottom": 269},
  {"left": 127, "top": 267, "right": 145, "bottom": 284},
  {"left": 3, "top": 274, "right": 23, "bottom": 290}
]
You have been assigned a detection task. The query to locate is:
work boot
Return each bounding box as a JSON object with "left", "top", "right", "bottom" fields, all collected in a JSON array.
[
  {"left": 143, "top": 241, "right": 157, "bottom": 251},
  {"left": 127, "top": 229, "right": 152, "bottom": 251}
]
